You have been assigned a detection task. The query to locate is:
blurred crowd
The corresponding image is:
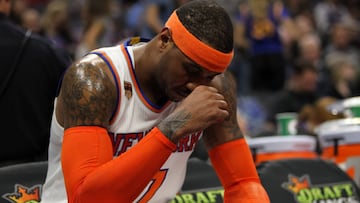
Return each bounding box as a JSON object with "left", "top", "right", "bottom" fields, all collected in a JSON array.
[{"left": 10, "top": 0, "right": 360, "bottom": 137}]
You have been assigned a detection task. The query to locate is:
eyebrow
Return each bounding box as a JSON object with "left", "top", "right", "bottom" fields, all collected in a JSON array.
[
  {"left": 185, "top": 62, "right": 203, "bottom": 72},
  {"left": 185, "top": 61, "right": 221, "bottom": 79}
]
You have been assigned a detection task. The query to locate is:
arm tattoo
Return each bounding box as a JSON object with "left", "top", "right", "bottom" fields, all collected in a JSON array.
[
  {"left": 157, "top": 111, "right": 191, "bottom": 144},
  {"left": 219, "top": 71, "right": 243, "bottom": 139},
  {"left": 61, "top": 56, "right": 117, "bottom": 129},
  {"left": 204, "top": 71, "right": 243, "bottom": 147}
]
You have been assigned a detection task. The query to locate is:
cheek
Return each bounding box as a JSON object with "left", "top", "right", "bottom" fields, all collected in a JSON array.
[
  {"left": 159, "top": 60, "right": 188, "bottom": 87},
  {"left": 163, "top": 70, "right": 188, "bottom": 89}
]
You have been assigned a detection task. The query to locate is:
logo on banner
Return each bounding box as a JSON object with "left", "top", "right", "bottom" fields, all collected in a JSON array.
[
  {"left": 282, "top": 174, "right": 359, "bottom": 203},
  {"left": 2, "top": 184, "right": 41, "bottom": 203}
]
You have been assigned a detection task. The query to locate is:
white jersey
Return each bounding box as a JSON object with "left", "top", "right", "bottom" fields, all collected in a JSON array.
[{"left": 41, "top": 40, "right": 201, "bottom": 203}]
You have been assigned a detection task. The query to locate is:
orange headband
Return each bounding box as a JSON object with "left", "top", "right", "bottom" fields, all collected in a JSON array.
[{"left": 165, "top": 11, "right": 234, "bottom": 73}]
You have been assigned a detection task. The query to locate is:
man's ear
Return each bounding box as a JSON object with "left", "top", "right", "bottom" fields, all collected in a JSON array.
[{"left": 159, "top": 27, "right": 172, "bottom": 48}]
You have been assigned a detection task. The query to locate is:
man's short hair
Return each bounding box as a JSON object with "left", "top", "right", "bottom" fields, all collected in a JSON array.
[
  {"left": 176, "top": 0, "right": 234, "bottom": 53},
  {"left": 292, "top": 58, "right": 317, "bottom": 75}
]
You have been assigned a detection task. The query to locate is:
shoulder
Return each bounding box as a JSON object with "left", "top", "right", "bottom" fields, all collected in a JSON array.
[
  {"left": 0, "top": 22, "right": 70, "bottom": 70},
  {"left": 0, "top": 19, "right": 63, "bottom": 56},
  {"left": 28, "top": 32, "right": 71, "bottom": 66},
  {"left": 58, "top": 54, "right": 118, "bottom": 128},
  {"left": 63, "top": 54, "right": 115, "bottom": 86},
  {"left": 212, "top": 71, "right": 237, "bottom": 96}
]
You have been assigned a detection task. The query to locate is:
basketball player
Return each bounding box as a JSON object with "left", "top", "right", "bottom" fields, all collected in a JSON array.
[{"left": 41, "top": 1, "right": 270, "bottom": 202}]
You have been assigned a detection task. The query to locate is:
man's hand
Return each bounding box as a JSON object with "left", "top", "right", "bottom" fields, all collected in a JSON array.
[{"left": 158, "top": 84, "right": 229, "bottom": 143}]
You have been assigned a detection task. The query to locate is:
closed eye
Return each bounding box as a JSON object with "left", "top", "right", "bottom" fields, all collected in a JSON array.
[
  {"left": 206, "top": 75, "right": 216, "bottom": 82},
  {"left": 182, "top": 60, "right": 220, "bottom": 83},
  {"left": 184, "top": 63, "right": 202, "bottom": 75}
]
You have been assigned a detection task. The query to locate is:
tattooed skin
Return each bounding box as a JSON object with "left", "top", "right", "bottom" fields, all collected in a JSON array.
[
  {"left": 203, "top": 71, "right": 244, "bottom": 149},
  {"left": 158, "top": 111, "right": 192, "bottom": 144},
  {"left": 60, "top": 55, "right": 117, "bottom": 129}
]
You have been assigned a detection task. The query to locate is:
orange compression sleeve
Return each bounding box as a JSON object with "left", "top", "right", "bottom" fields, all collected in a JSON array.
[
  {"left": 61, "top": 126, "right": 176, "bottom": 203},
  {"left": 208, "top": 138, "right": 270, "bottom": 203}
]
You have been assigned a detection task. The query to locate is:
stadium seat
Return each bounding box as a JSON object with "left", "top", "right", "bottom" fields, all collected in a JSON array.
[
  {"left": 172, "top": 158, "right": 223, "bottom": 203},
  {"left": 0, "top": 161, "right": 47, "bottom": 203},
  {"left": 257, "top": 158, "right": 360, "bottom": 203},
  {"left": 181, "top": 157, "right": 221, "bottom": 191}
]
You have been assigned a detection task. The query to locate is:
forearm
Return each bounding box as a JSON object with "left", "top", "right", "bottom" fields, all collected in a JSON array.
[
  {"left": 202, "top": 71, "right": 243, "bottom": 149},
  {"left": 61, "top": 126, "right": 176, "bottom": 203},
  {"left": 203, "top": 72, "right": 269, "bottom": 202},
  {"left": 157, "top": 109, "right": 191, "bottom": 144},
  {"left": 202, "top": 121, "right": 243, "bottom": 149},
  {"left": 209, "top": 139, "right": 258, "bottom": 185},
  {"left": 208, "top": 139, "right": 270, "bottom": 202}
]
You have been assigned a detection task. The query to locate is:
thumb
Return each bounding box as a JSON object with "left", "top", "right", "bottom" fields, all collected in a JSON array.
[{"left": 186, "top": 83, "right": 198, "bottom": 92}]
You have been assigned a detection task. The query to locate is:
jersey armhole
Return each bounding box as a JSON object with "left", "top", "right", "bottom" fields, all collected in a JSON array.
[{"left": 87, "top": 51, "right": 121, "bottom": 124}]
